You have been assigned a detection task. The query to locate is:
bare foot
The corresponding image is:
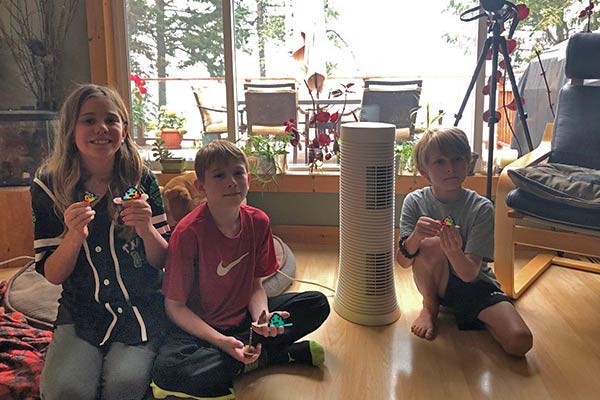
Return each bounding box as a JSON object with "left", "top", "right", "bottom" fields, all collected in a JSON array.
[{"left": 411, "top": 308, "right": 437, "bottom": 340}]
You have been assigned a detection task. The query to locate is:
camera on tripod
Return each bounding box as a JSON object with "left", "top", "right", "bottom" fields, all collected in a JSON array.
[
  {"left": 454, "top": 0, "right": 533, "bottom": 199},
  {"left": 461, "top": 0, "right": 520, "bottom": 38},
  {"left": 480, "top": 0, "right": 508, "bottom": 13}
]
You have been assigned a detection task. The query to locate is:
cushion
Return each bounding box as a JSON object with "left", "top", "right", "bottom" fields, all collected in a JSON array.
[
  {"left": 264, "top": 235, "right": 295, "bottom": 297},
  {"left": 507, "top": 163, "right": 600, "bottom": 209},
  {"left": 3, "top": 261, "right": 60, "bottom": 330},
  {"left": 506, "top": 188, "right": 600, "bottom": 231},
  {"left": 2, "top": 236, "right": 295, "bottom": 330}
]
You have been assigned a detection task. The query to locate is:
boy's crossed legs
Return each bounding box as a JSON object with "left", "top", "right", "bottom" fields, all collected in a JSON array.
[
  {"left": 411, "top": 237, "right": 532, "bottom": 356},
  {"left": 411, "top": 237, "right": 449, "bottom": 340}
]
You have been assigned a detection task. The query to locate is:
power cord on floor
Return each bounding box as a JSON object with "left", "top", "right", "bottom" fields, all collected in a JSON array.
[
  {"left": 0, "top": 255, "right": 34, "bottom": 267},
  {"left": 276, "top": 269, "right": 336, "bottom": 293}
]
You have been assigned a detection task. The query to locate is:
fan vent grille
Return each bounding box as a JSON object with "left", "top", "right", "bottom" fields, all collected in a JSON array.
[{"left": 333, "top": 122, "right": 400, "bottom": 326}]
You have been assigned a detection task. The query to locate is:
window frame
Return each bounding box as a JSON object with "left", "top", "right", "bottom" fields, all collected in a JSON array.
[{"left": 86, "top": 0, "right": 486, "bottom": 162}]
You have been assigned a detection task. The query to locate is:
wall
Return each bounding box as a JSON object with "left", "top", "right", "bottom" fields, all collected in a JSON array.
[
  {"left": 0, "top": 1, "right": 90, "bottom": 110},
  {"left": 247, "top": 192, "right": 408, "bottom": 227}
]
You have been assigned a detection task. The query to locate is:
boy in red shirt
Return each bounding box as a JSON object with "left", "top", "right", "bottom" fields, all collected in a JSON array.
[{"left": 151, "top": 140, "right": 330, "bottom": 399}]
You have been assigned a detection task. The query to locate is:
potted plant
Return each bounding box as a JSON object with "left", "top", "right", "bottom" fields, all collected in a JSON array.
[
  {"left": 243, "top": 133, "right": 291, "bottom": 188},
  {"left": 301, "top": 82, "right": 356, "bottom": 172},
  {"left": 395, "top": 140, "right": 417, "bottom": 176},
  {"left": 395, "top": 105, "right": 444, "bottom": 176},
  {"left": 152, "top": 139, "right": 186, "bottom": 173},
  {"left": 148, "top": 106, "right": 187, "bottom": 149}
]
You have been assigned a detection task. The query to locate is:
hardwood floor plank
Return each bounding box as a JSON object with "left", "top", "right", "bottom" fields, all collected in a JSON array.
[
  {"left": 2, "top": 240, "right": 599, "bottom": 399},
  {"left": 234, "top": 241, "right": 600, "bottom": 400}
]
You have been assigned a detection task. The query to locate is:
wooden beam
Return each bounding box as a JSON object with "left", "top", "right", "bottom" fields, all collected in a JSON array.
[
  {"left": 156, "top": 171, "right": 496, "bottom": 196},
  {"left": 514, "top": 226, "right": 600, "bottom": 258},
  {"left": 85, "top": 0, "right": 129, "bottom": 103}
]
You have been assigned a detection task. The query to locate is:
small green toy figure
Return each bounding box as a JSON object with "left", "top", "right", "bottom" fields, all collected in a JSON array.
[{"left": 269, "top": 313, "right": 293, "bottom": 328}]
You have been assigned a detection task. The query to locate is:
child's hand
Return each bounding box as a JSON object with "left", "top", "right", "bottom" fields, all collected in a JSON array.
[
  {"left": 439, "top": 225, "right": 463, "bottom": 256},
  {"left": 221, "top": 336, "right": 262, "bottom": 364},
  {"left": 251, "top": 311, "right": 291, "bottom": 337},
  {"left": 119, "top": 198, "right": 153, "bottom": 237},
  {"left": 64, "top": 201, "right": 95, "bottom": 240},
  {"left": 414, "top": 217, "right": 442, "bottom": 240}
]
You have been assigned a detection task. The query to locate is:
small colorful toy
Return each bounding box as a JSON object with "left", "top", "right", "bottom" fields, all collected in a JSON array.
[
  {"left": 441, "top": 215, "right": 460, "bottom": 228},
  {"left": 83, "top": 191, "right": 99, "bottom": 203},
  {"left": 269, "top": 313, "right": 293, "bottom": 328},
  {"left": 113, "top": 187, "right": 148, "bottom": 204}
]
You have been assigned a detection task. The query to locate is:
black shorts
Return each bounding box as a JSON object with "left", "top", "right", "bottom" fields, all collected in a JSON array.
[{"left": 439, "top": 270, "right": 512, "bottom": 330}]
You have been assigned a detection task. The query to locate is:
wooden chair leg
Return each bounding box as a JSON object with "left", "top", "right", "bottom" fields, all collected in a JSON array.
[
  {"left": 494, "top": 209, "right": 517, "bottom": 298},
  {"left": 513, "top": 253, "right": 554, "bottom": 298}
]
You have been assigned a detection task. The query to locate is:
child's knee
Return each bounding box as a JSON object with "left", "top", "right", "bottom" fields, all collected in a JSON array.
[
  {"left": 413, "top": 238, "right": 447, "bottom": 273},
  {"left": 419, "top": 237, "right": 444, "bottom": 260},
  {"left": 102, "top": 369, "right": 151, "bottom": 400},
  {"left": 41, "top": 380, "right": 98, "bottom": 400},
  {"left": 503, "top": 326, "right": 533, "bottom": 356}
]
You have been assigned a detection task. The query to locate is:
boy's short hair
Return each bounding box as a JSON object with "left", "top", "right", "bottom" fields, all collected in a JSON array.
[
  {"left": 194, "top": 140, "right": 249, "bottom": 182},
  {"left": 413, "top": 128, "right": 472, "bottom": 172}
]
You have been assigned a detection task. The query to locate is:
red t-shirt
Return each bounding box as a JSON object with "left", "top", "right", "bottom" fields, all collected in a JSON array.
[{"left": 162, "top": 203, "right": 279, "bottom": 329}]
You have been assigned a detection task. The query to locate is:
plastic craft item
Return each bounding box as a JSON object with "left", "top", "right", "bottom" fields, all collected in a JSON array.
[
  {"left": 250, "top": 310, "right": 266, "bottom": 331},
  {"left": 113, "top": 187, "right": 148, "bottom": 204},
  {"left": 83, "top": 191, "right": 99, "bottom": 203},
  {"left": 269, "top": 313, "right": 293, "bottom": 328},
  {"left": 441, "top": 216, "right": 460, "bottom": 228}
]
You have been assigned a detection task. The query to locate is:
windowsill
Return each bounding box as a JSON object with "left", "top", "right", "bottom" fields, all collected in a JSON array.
[{"left": 155, "top": 170, "right": 498, "bottom": 197}]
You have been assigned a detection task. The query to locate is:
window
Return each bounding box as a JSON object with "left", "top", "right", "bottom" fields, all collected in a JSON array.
[{"left": 92, "top": 1, "right": 483, "bottom": 170}]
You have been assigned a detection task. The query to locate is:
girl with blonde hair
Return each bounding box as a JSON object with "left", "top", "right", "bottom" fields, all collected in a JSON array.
[{"left": 32, "top": 84, "right": 170, "bottom": 399}]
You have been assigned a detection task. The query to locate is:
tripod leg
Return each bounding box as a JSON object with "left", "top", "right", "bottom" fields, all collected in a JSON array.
[
  {"left": 454, "top": 38, "right": 493, "bottom": 127},
  {"left": 499, "top": 40, "right": 534, "bottom": 152},
  {"left": 484, "top": 31, "right": 502, "bottom": 200}
]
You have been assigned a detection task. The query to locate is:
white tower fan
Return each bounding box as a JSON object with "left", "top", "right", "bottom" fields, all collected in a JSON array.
[{"left": 333, "top": 122, "right": 400, "bottom": 326}]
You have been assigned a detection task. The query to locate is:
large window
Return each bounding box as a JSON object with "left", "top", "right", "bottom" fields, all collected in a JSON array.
[
  {"left": 122, "top": 1, "right": 482, "bottom": 168},
  {"left": 103, "top": 1, "right": 596, "bottom": 172}
]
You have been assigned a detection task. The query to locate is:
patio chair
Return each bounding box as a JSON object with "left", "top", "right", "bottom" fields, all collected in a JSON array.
[
  {"left": 359, "top": 79, "right": 422, "bottom": 141},
  {"left": 191, "top": 86, "right": 228, "bottom": 144},
  {"left": 243, "top": 82, "right": 299, "bottom": 136},
  {"left": 243, "top": 82, "right": 300, "bottom": 163},
  {"left": 494, "top": 32, "right": 600, "bottom": 299}
]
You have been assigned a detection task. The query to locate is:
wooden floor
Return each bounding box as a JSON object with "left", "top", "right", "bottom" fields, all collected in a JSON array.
[
  {"left": 234, "top": 241, "right": 600, "bottom": 400},
  {"left": 1, "top": 244, "right": 599, "bottom": 399}
]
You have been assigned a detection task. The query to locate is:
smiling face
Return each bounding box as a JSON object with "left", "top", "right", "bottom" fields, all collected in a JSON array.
[
  {"left": 74, "top": 96, "right": 127, "bottom": 167},
  {"left": 197, "top": 160, "right": 250, "bottom": 210}
]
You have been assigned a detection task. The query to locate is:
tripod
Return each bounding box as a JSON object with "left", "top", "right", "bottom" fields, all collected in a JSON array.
[{"left": 454, "top": 7, "right": 533, "bottom": 199}]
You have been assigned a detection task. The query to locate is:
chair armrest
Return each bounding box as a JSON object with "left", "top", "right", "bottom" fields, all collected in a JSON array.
[
  {"left": 197, "top": 105, "right": 227, "bottom": 114},
  {"left": 297, "top": 106, "right": 310, "bottom": 116}
]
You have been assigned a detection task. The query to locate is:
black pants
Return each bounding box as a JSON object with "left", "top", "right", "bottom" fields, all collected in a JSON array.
[{"left": 151, "top": 291, "right": 330, "bottom": 398}]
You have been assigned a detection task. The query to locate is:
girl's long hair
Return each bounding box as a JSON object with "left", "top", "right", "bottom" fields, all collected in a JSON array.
[{"left": 37, "top": 84, "right": 143, "bottom": 218}]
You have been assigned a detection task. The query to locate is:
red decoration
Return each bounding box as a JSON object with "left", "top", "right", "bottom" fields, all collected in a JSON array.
[
  {"left": 507, "top": 97, "right": 525, "bottom": 111},
  {"left": 516, "top": 4, "right": 530, "bottom": 21},
  {"left": 483, "top": 110, "right": 502, "bottom": 123}
]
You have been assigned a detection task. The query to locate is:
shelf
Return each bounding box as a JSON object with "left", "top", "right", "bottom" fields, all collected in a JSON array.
[{"left": 155, "top": 170, "right": 498, "bottom": 197}]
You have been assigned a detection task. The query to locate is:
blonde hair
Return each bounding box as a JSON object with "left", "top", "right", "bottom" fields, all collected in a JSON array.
[
  {"left": 413, "top": 127, "right": 472, "bottom": 173},
  {"left": 194, "top": 140, "right": 248, "bottom": 182},
  {"left": 37, "top": 84, "right": 143, "bottom": 217}
]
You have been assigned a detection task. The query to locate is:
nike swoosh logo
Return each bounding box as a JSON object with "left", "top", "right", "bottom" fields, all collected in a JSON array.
[{"left": 216, "top": 252, "right": 249, "bottom": 276}]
